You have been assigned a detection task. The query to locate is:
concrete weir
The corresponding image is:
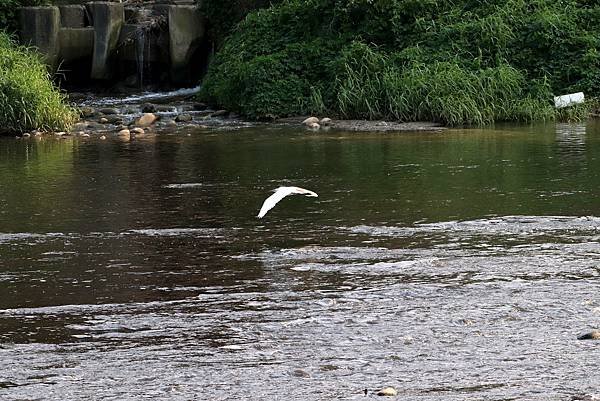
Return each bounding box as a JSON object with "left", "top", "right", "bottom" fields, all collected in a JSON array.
[
  {"left": 19, "top": 7, "right": 61, "bottom": 69},
  {"left": 18, "top": 1, "right": 206, "bottom": 87}
]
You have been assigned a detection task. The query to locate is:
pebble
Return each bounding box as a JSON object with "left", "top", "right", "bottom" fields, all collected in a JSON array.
[
  {"left": 55, "top": 131, "right": 66, "bottom": 136},
  {"left": 99, "top": 117, "right": 109, "bottom": 124},
  {"left": 131, "top": 127, "right": 145, "bottom": 135},
  {"left": 22, "top": 133, "right": 31, "bottom": 138},
  {"left": 100, "top": 135, "right": 106, "bottom": 140}
]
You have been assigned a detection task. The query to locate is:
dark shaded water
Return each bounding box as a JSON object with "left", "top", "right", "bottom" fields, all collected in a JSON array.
[{"left": 1, "top": 122, "right": 599, "bottom": 400}]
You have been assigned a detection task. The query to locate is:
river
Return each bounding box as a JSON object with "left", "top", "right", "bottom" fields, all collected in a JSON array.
[{"left": 0, "top": 121, "right": 599, "bottom": 400}]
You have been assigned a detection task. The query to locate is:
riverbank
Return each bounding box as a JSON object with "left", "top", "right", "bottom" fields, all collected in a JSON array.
[
  {"left": 0, "top": 33, "right": 77, "bottom": 134},
  {"left": 199, "top": 0, "right": 600, "bottom": 125},
  {"left": 8, "top": 88, "right": 448, "bottom": 140}
]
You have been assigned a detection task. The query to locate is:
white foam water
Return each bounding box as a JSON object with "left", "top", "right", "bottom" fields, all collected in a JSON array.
[{"left": 77, "top": 86, "right": 201, "bottom": 106}]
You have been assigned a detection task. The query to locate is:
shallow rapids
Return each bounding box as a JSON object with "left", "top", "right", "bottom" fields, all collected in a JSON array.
[{"left": 1, "top": 122, "right": 599, "bottom": 400}]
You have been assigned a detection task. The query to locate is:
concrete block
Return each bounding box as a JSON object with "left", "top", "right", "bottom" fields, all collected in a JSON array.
[
  {"left": 168, "top": 5, "right": 205, "bottom": 84},
  {"left": 88, "top": 2, "right": 124, "bottom": 80},
  {"left": 19, "top": 7, "right": 61, "bottom": 69},
  {"left": 59, "top": 27, "right": 94, "bottom": 61},
  {"left": 59, "top": 5, "right": 87, "bottom": 28}
]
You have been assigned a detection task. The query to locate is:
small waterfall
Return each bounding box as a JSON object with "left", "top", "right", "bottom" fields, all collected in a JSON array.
[
  {"left": 132, "top": 8, "right": 156, "bottom": 89},
  {"left": 135, "top": 28, "right": 146, "bottom": 89}
]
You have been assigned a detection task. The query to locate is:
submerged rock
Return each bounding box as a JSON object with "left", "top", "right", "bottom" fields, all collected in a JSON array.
[
  {"left": 99, "top": 107, "right": 119, "bottom": 115},
  {"left": 131, "top": 127, "right": 145, "bottom": 135},
  {"left": 176, "top": 113, "right": 192, "bottom": 122},
  {"left": 578, "top": 330, "right": 600, "bottom": 340},
  {"left": 211, "top": 110, "right": 229, "bottom": 117},
  {"left": 80, "top": 107, "right": 95, "bottom": 118},
  {"left": 142, "top": 103, "right": 156, "bottom": 113},
  {"left": 377, "top": 387, "right": 398, "bottom": 397},
  {"left": 320, "top": 117, "right": 332, "bottom": 126},
  {"left": 72, "top": 122, "right": 88, "bottom": 132},
  {"left": 307, "top": 122, "right": 320, "bottom": 130},
  {"left": 105, "top": 115, "right": 123, "bottom": 125}
]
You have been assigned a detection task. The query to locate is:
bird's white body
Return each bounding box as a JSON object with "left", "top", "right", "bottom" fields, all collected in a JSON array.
[{"left": 257, "top": 186, "right": 318, "bottom": 218}]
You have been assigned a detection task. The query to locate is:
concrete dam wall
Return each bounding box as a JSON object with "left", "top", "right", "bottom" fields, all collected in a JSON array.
[{"left": 19, "top": 1, "right": 206, "bottom": 88}]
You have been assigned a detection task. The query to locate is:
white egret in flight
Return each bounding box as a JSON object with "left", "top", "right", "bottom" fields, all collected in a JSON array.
[{"left": 257, "top": 186, "right": 318, "bottom": 218}]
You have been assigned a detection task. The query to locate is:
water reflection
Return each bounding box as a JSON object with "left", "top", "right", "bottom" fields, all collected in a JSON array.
[{"left": 0, "top": 124, "right": 600, "bottom": 400}]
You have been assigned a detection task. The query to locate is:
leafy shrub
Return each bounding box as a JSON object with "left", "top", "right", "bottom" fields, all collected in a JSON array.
[
  {"left": 0, "top": 0, "right": 50, "bottom": 33},
  {"left": 0, "top": 33, "right": 77, "bottom": 133},
  {"left": 199, "top": 0, "right": 285, "bottom": 48},
  {"left": 200, "top": 0, "right": 600, "bottom": 124}
]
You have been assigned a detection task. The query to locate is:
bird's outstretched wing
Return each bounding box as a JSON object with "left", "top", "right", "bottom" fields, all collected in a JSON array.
[{"left": 257, "top": 186, "right": 318, "bottom": 218}]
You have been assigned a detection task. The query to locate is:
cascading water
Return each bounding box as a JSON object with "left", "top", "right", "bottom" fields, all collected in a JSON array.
[
  {"left": 132, "top": 7, "right": 155, "bottom": 90},
  {"left": 135, "top": 27, "right": 146, "bottom": 89}
]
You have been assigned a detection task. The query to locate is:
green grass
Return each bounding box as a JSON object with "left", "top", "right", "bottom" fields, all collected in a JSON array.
[
  {"left": 199, "top": 0, "right": 600, "bottom": 125},
  {"left": 0, "top": 33, "right": 77, "bottom": 133}
]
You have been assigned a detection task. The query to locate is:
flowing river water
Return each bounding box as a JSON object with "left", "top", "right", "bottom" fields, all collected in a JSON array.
[{"left": 0, "top": 120, "right": 599, "bottom": 400}]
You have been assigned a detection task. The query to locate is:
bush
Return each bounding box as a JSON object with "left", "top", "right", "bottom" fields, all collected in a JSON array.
[
  {"left": 199, "top": 0, "right": 285, "bottom": 48},
  {"left": 0, "top": 33, "right": 77, "bottom": 133},
  {"left": 200, "top": 0, "right": 600, "bottom": 124}
]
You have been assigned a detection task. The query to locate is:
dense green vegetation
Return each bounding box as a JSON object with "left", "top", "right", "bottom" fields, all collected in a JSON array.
[
  {"left": 200, "top": 0, "right": 599, "bottom": 124},
  {"left": 0, "top": 0, "right": 50, "bottom": 33},
  {"left": 199, "top": 0, "right": 284, "bottom": 49},
  {"left": 0, "top": 33, "right": 77, "bottom": 133}
]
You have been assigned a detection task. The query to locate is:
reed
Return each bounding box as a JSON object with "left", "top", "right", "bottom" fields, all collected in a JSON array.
[
  {"left": 0, "top": 33, "right": 77, "bottom": 134},
  {"left": 335, "top": 44, "right": 554, "bottom": 126}
]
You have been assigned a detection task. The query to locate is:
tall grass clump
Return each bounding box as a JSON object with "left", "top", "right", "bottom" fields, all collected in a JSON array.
[
  {"left": 0, "top": 33, "right": 77, "bottom": 133},
  {"left": 334, "top": 43, "right": 554, "bottom": 125},
  {"left": 200, "top": 0, "right": 600, "bottom": 124}
]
